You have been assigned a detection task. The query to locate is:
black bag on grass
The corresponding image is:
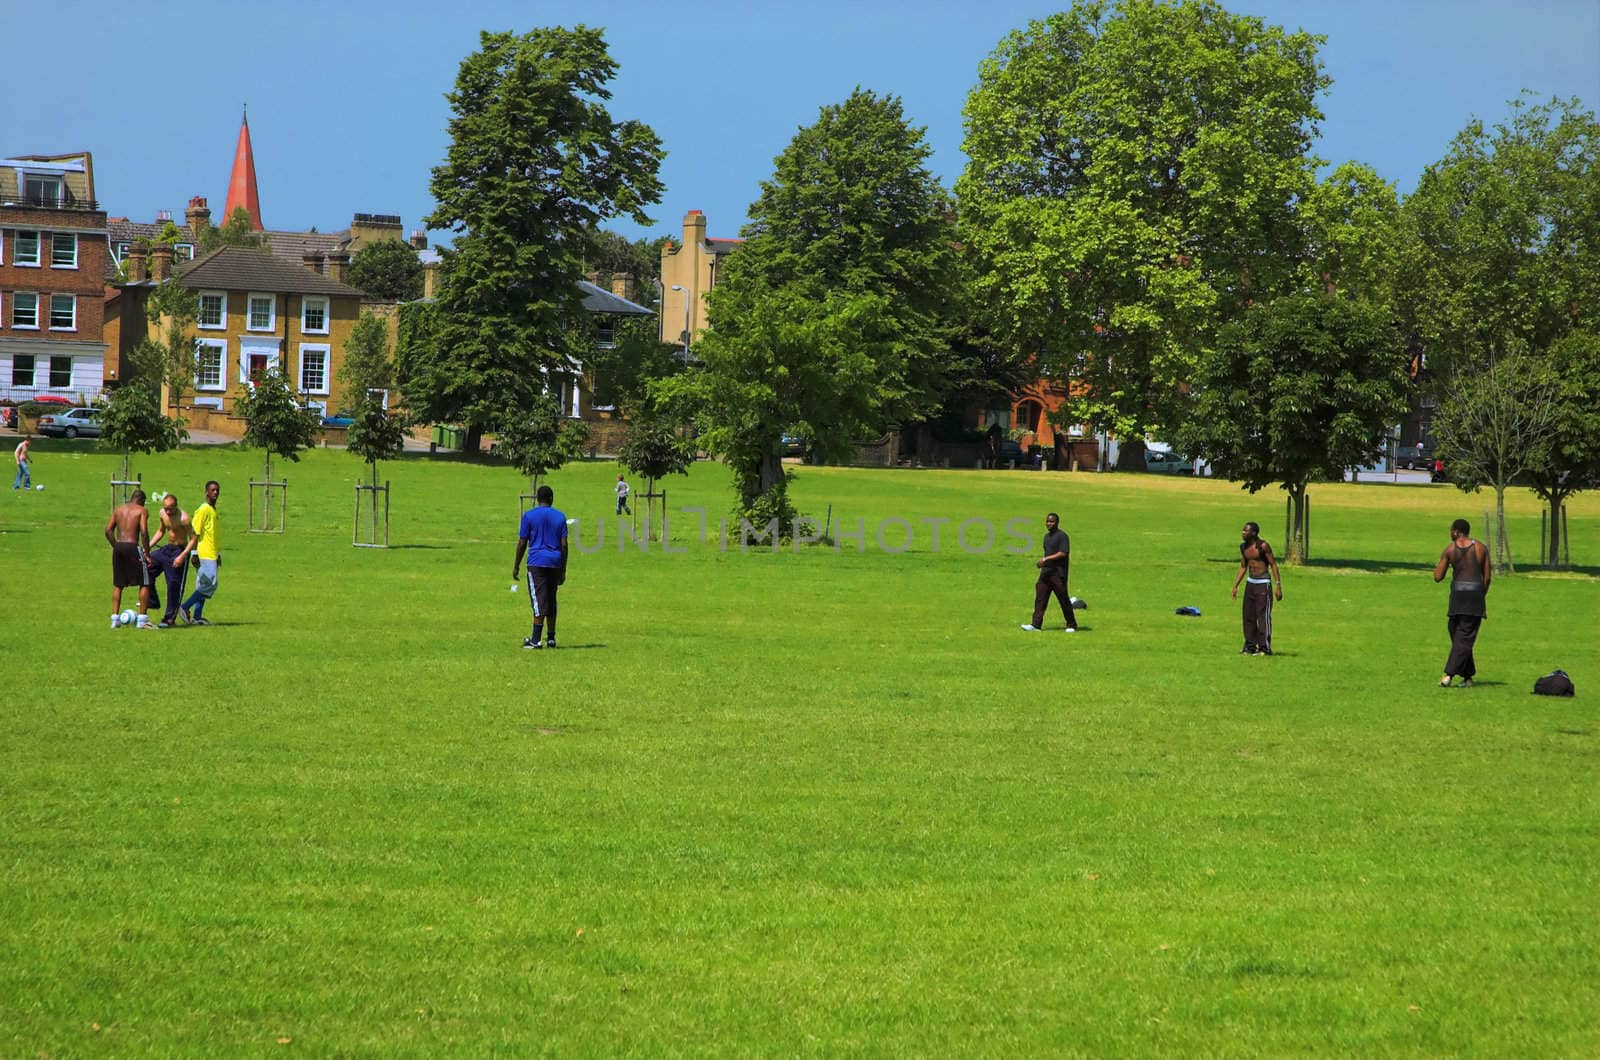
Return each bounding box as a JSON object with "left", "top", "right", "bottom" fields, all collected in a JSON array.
[{"left": 1533, "top": 670, "right": 1575, "bottom": 697}]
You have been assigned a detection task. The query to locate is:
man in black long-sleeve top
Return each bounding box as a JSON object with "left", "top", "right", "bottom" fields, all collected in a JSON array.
[{"left": 1022, "top": 512, "right": 1078, "bottom": 633}]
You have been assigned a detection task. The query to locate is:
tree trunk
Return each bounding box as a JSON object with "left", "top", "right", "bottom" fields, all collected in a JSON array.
[
  {"left": 1115, "top": 438, "right": 1146, "bottom": 471},
  {"left": 1285, "top": 482, "right": 1308, "bottom": 565},
  {"left": 1545, "top": 491, "right": 1566, "bottom": 568},
  {"left": 465, "top": 424, "right": 483, "bottom": 455},
  {"left": 1493, "top": 486, "right": 1514, "bottom": 573},
  {"left": 370, "top": 460, "right": 380, "bottom": 543}
]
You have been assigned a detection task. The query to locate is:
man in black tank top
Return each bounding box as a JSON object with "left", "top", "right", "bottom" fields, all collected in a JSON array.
[{"left": 1433, "top": 518, "right": 1492, "bottom": 687}]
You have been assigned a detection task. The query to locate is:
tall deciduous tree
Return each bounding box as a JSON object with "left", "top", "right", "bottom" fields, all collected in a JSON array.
[
  {"left": 1177, "top": 294, "right": 1409, "bottom": 563},
  {"left": 418, "top": 26, "right": 663, "bottom": 452},
  {"left": 1401, "top": 96, "right": 1598, "bottom": 382},
  {"left": 350, "top": 240, "right": 425, "bottom": 301},
  {"left": 958, "top": 0, "right": 1328, "bottom": 465},
  {"left": 1525, "top": 333, "right": 1600, "bottom": 566},
  {"left": 657, "top": 88, "right": 956, "bottom": 523},
  {"left": 619, "top": 413, "right": 694, "bottom": 540}
]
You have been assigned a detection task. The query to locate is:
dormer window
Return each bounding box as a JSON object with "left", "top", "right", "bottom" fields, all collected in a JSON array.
[{"left": 23, "top": 174, "right": 63, "bottom": 206}]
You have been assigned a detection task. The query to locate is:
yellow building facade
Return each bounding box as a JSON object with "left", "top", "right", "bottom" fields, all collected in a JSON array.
[{"left": 657, "top": 210, "right": 742, "bottom": 352}]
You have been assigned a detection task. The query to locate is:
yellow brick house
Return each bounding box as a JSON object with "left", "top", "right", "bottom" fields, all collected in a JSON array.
[{"left": 115, "top": 245, "right": 367, "bottom": 430}]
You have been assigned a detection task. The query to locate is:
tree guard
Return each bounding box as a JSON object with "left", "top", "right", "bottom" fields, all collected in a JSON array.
[{"left": 354, "top": 480, "right": 390, "bottom": 548}]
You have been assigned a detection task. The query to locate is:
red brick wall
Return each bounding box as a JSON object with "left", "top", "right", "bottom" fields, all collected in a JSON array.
[{"left": 0, "top": 212, "right": 110, "bottom": 343}]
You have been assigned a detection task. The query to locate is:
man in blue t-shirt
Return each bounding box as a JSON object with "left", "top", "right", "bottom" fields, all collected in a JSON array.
[{"left": 512, "top": 485, "right": 568, "bottom": 649}]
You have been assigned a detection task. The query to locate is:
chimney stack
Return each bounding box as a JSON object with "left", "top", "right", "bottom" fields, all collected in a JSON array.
[
  {"left": 611, "top": 271, "right": 635, "bottom": 301},
  {"left": 683, "top": 209, "right": 706, "bottom": 246},
  {"left": 423, "top": 262, "right": 439, "bottom": 299},
  {"left": 127, "top": 246, "right": 149, "bottom": 283},
  {"left": 185, "top": 196, "right": 211, "bottom": 241},
  {"left": 409, "top": 230, "right": 427, "bottom": 250},
  {"left": 326, "top": 251, "right": 351, "bottom": 285},
  {"left": 150, "top": 244, "right": 174, "bottom": 282},
  {"left": 302, "top": 250, "right": 325, "bottom": 275}
]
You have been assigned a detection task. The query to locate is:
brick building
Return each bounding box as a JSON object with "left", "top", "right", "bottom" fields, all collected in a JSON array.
[{"left": 0, "top": 152, "right": 110, "bottom": 404}]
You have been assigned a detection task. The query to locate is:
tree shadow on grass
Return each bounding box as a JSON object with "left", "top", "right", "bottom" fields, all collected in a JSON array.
[
  {"left": 546, "top": 643, "right": 606, "bottom": 650},
  {"left": 386, "top": 544, "right": 451, "bottom": 550}
]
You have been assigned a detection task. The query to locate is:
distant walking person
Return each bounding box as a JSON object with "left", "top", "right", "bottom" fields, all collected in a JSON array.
[
  {"left": 181, "top": 480, "right": 221, "bottom": 626},
  {"left": 615, "top": 473, "right": 632, "bottom": 516},
  {"left": 513, "top": 484, "right": 568, "bottom": 649},
  {"left": 1231, "top": 522, "right": 1283, "bottom": 654},
  {"left": 104, "top": 489, "right": 155, "bottom": 629},
  {"left": 1434, "top": 518, "right": 1491, "bottom": 688},
  {"left": 12, "top": 437, "right": 30, "bottom": 489},
  {"left": 150, "top": 493, "right": 196, "bottom": 627},
  {"left": 1021, "top": 512, "right": 1078, "bottom": 633}
]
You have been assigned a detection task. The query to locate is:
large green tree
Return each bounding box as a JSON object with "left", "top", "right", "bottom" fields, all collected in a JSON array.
[
  {"left": 350, "top": 240, "right": 425, "bottom": 301},
  {"left": 1177, "top": 294, "right": 1409, "bottom": 563},
  {"left": 1400, "top": 96, "right": 1598, "bottom": 382},
  {"left": 197, "top": 207, "right": 266, "bottom": 253},
  {"left": 416, "top": 26, "right": 663, "bottom": 452},
  {"left": 657, "top": 88, "right": 956, "bottom": 523},
  {"left": 1401, "top": 95, "right": 1598, "bottom": 564},
  {"left": 339, "top": 311, "right": 395, "bottom": 408},
  {"left": 1525, "top": 333, "right": 1600, "bottom": 566},
  {"left": 957, "top": 0, "right": 1328, "bottom": 465}
]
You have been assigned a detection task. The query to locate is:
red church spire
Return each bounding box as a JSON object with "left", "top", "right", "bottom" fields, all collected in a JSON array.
[{"left": 224, "top": 109, "right": 263, "bottom": 231}]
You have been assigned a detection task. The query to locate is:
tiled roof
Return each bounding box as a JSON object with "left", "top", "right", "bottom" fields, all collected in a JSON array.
[
  {"left": 262, "top": 228, "right": 352, "bottom": 262},
  {"left": 577, "top": 280, "right": 653, "bottom": 317},
  {"left": 175, "top": 246, "right": 366, "bottom": 298}
]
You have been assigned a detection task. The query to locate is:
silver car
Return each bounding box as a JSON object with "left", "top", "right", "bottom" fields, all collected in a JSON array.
[{"left": 36, "top": 406, "right": 102, "bottom": 439}]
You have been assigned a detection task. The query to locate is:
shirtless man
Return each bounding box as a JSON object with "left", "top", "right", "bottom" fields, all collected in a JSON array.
[
  {"left": 1231, "top": 521, "right": 1283, "bottom": 655},
  {"left": 149, "top": 493, "right": 196, "bottom": 628},
  {"left": 1433, "top": 518, "right": 1492, "bottom": 688},
  {"left": 104, "top": 489, "right": 155, "bottom": 630}
]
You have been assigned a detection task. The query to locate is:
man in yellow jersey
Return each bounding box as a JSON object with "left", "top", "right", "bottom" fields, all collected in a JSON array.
[{"left": 181, "top": 480, "right": 221, "bottom": 626}]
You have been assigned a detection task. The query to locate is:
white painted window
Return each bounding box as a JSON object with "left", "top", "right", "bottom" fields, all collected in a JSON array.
[
  {"left": 301, "top": 296, "right": 329, "bottom": 334},
  {"left": 247, "top": 293, "right": 276, "bottom": 331},
  {"left": 50, "top": 232, "right": 77, "bottom": 268},
  {"left": 111, "top": 241, "right": 131, "bottom": 264},
  {"left": 11, "top": 292, "right": 39, "bottom": 329},
  {"left": 195, "top": 339, "right": 227, "bottom": 391},
  {"left": 15, "top": 230, "right": 40, "bottom": 266},
  {"left": 197, "top": 291, "right": 226, "bottom": 329},
  {"left": 49, "top": 294, "right": 76, "bottom": 330},
  {"left": 298, "top": 344, "right": 330, "bottom": 395},
  {"left": 10, "top": 354, "right": 35, "bottom": 387},
  {"left": 174, "top": 243, "right": 194, "bottom": 263}
]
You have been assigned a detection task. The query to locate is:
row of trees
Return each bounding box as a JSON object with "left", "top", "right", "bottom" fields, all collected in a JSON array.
[{"left": 382, "top": 12, "right": 1593, "bottom": 565}]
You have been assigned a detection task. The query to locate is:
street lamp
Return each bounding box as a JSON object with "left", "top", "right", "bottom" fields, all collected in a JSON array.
[{"left": 670, "top": 284, "right": 691, "bottom": 361}]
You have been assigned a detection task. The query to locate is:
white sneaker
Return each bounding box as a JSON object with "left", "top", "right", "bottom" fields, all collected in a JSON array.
[{"left": 1020, "top": 624, "right": 1039, "bottom": 632}]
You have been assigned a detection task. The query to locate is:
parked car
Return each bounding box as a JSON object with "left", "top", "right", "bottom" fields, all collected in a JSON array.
[
  {"left": 320, "top": 414, "right": 355, "bottom": 428},
  {"left": 1143, "top": 449, "right": 1195, "bottom": 474},
  {"left": 997, "top": 439, "right": 1026, "bottom": 466},
  {"left": 0, "top": 405, "right": 16, "bottom": 429},
  {"left": 28, "top": 395, "right": 73, "bottom": 406},
  {"left": 36, "top": 407, "right": 102, "bottom": 438},
  {"left": 1395, "top": 445, "right": 1433, "bottom": 471},
  {"left": 781, "top": 434, "right": 807, "bottom": 458}
]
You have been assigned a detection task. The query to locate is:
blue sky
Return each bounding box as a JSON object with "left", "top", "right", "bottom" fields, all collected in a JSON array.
[{"left": 8, "top": 0, "right": 1597, "bottom": 246}]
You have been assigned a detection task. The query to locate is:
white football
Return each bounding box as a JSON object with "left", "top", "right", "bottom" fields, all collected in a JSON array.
[
  {"left": 118, "top": 609, "right": 136, "bottom": 626},
  {"left": 34, "top": 484, "right": 43, "bottom": 491}
]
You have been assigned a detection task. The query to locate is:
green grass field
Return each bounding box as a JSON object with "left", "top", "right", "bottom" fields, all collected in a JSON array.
[{"left": 3, "top": 440, "right": 1597, "bottom": 1056}]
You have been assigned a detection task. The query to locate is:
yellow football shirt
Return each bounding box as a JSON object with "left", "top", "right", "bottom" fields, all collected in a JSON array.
[{"left": 192, "top": 502, "right": 219, "bottom": 560}]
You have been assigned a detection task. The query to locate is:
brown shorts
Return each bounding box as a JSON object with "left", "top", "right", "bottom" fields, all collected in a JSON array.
[{"left": 112, "top": 542, "right": 150, "bottom": 589}]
